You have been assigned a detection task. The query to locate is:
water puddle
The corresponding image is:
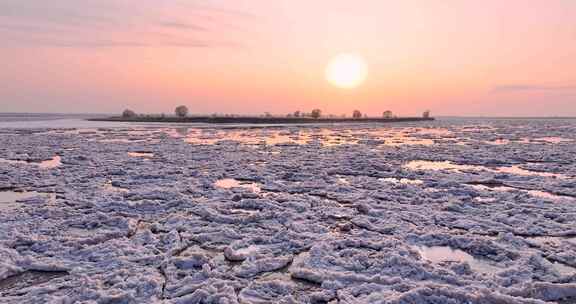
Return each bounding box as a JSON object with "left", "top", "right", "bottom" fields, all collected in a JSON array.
[
  {"left": 486, "top": 139, "right": 530, "bottom": 145},
  {"left": 215, "top": 179, "right": 261, "bottom": 193},
  {"left": 486, "top": 137, "right": 572, "bottom": 145},
  {"left": 179, "top": 128, "right": 443, "bottom": 147},
  {"left": 470, "top": 184, "right": 573, "bottom": 201},
  {"left": 0, "top": 190, "right": 55, "bottom": 210},
  {"left": 405, "top": 161, "right": 479, "bottom": 172},
  {"left": 406, "top": 160, "right": 567, "bottom": 179},
  {"left": 533, "top": 137, "right": 573, "bottom": 144},
  {"left": 184, "top": 129, "right": 345, "bottom": 146},
  {"left": 45, "top": 128, "right": 100, "bottom": 136},
  {"left": 98, "top": 138, "right": 149, "bottom": 143},
  {"left": 415, "top": 128, "right": 453, "bottom": 136},
  {"left": 496, "top": 165, "right": 566, "bottom": 179},
  {"left": 0, "top": 159, "right": 28, "bottom": 166},
  {"left": 0, "top": 156, "right": 61, "bottom": 169},
  {"left": 384, "top": 138, "right": 435, "bottom": 146},
  {"left": 0, "top": 191, "right": 42, "bottom": 203},
  {"left": 127, "top": 152, "right": 154, "bottom": 158},
  {"left": 524, "top": 190, "right": 571, "bottom": 201},
  {"left": 39, "top": 156, "right": 62, "bottom": 169},
  {"left": 414, "top": 245, "right": 501, "bottom": 274}
]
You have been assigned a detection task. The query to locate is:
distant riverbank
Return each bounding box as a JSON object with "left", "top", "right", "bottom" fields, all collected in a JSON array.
[{"left": 88, "top": 116, "right": 435, "bottom": 124}]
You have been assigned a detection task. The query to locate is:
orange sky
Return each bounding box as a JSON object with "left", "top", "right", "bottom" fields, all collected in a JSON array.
[{"left": 1, "top": 0, "right": 575, "bottom": 116}]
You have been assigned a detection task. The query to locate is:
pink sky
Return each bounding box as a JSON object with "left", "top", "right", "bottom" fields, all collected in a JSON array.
[{"left": 1, "top": 0, "right": 575, "bottom": 116}]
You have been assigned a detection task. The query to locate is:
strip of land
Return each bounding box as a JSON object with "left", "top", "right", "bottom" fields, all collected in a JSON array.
[{"left": 88, "top": 116, "right": 434, "bottom": 124}]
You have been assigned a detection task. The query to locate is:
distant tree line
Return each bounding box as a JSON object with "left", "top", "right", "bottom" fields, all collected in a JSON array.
[
  {"left": 285, "top": 109, "right": 402, "bottom": 119},
  {"left": 121, "top": 106, "right": 431, "bottom": 120}
]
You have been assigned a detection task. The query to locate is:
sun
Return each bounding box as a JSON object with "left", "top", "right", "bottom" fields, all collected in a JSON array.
[{"left": 326, "top": 53, "right": 368, "bottom": 89}]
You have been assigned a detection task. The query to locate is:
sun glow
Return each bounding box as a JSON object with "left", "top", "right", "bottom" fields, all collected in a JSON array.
[{"left": 326, "top": 53, "right": 368, "bottom": 89}]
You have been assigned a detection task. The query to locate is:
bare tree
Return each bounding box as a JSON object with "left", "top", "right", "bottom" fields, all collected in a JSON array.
[
  {"left": 175, "top": 105, "right": 189, "bottom": 118},
  {"left": 423, "top": 110, "right": 431, "bottom": 119},
  {"left": 122, "top": 109, "right": 137, "bottom": 118},
  {"left": 383, "top": 110, "right": 393, "bottom": 119},
  {"left": 293, "top": 111, "right": 301, "bottom": 118},
  {"left": 352, "top": 110, "right": 362, "bottom": 119},
  {"left": 311, "top": 109, "right": 322, "bottom": 119}
]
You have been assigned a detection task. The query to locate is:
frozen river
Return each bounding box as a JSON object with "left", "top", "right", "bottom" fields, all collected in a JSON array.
[{"left": 1, "top": 116, "right": 576, "bottom": 303}]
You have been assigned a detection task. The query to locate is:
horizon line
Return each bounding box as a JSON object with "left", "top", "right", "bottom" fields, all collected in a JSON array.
[{"left": 1, "top": 112, "right": 576, "bottom": 120}]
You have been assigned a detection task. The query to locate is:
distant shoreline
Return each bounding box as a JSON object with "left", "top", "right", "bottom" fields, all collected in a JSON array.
[{"left": 87, "top": 116, "right": 435, "bottom": 124}]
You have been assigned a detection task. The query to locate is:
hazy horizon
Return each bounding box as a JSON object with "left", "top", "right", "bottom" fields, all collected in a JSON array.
[
  {"left": 1, "top": 0, "right": 575, "bottom": 116},
  {"left": 3, "top": 111, "right": 576, "bottom": 120}
]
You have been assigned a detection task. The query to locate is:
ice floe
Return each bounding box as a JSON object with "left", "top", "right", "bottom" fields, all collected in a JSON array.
[{"left": 1, "top": 118, "right": 576, "bottom": 303}]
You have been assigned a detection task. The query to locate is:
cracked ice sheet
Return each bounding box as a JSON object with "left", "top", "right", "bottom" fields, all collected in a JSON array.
[{"left": 0, "top": 118, "right": 576, "bottom": 303}]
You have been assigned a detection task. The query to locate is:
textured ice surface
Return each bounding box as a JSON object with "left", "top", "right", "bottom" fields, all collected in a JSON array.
[{"left": 1, "top": 118, "right": 576, "bottom": 303}]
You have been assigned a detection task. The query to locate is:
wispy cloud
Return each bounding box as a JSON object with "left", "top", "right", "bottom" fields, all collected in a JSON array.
[
  {"left": 0, "top": 0, "right": 253, "bottom": 48},
  {"left": 493, "top": 85, "right": 576, "bottom": 92},
  {"left": 158, "top": 22, "right": 207, "bottom": 31},
  {"left": 3, "top": 38, "right": 215, "bottom": 48}
]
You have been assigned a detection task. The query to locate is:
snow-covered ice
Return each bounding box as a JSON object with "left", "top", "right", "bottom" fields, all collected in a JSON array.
[{"left": 1, "top": 118, "right": 576, "bottom": 303}]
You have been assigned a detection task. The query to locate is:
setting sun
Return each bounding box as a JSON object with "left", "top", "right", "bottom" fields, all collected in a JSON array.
[{"left": 326, "top": 53, "right": 368, "bottom": 89}]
